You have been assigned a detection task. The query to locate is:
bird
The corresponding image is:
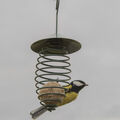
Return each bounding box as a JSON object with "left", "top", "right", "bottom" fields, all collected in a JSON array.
[{"left": 30, "top": 80, "right": 88, "bottom": 119}]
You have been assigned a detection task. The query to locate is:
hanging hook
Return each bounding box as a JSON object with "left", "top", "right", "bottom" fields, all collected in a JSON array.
[
  {"left": 56, "top": 0, "right": 60, "bottom": 12},
  {"left": 56, "top": 0, "right": 60, "bottom": 38}
]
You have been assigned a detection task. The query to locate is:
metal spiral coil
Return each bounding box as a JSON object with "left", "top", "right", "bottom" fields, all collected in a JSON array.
[{"left": 34, "top": 51, "right": 71, "bottom": 108}]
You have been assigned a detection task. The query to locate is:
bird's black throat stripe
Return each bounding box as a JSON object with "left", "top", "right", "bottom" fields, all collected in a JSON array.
[{"left": 70, "top": 86, "right": 84, "bottom": 93}]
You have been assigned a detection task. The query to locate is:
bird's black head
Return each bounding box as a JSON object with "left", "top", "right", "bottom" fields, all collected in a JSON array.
[{"left": 70, "top": 80, "right": 88, "bottom": 93}]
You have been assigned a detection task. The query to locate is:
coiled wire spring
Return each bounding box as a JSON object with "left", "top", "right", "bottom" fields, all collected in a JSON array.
[{"left": 34, "top": 50, "right": 71, "bottom": 108}]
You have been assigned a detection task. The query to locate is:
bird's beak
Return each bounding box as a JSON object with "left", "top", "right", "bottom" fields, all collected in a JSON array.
[{"left": 85, "top": 84, "right": 88, "bottom": 86}]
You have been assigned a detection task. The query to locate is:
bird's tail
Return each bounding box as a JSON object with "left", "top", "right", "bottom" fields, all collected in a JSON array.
[{"left": 30, "top": 106, "right": 47, "bottom": 119}]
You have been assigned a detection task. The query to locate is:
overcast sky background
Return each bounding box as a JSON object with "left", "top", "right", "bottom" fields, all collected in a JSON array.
[{"left": 0, "top": 0, "right": 120, "bottom": 120}]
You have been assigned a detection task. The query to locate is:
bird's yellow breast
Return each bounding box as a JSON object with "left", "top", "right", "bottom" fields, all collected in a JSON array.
[{"left": 57, "top": 91, "right": 78, "bottom": 106}]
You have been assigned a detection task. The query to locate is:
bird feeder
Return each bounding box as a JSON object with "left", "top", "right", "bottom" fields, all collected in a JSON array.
[{"left": 31, "top": 0, "right": 81, "bottom": 111}]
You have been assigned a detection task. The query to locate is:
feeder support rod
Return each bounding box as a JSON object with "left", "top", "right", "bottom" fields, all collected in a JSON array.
[{"left": 56, "top": 0, "right": 60, "bottom": 38}]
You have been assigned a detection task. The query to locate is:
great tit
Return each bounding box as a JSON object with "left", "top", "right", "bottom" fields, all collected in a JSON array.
[{"left": 30, "top": 80, "right": 88, "bottom": 119}]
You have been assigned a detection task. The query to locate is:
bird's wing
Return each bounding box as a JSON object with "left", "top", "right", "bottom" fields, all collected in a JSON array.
[{"left": 57, "top": 91, "right": 78, "bottom": 106}]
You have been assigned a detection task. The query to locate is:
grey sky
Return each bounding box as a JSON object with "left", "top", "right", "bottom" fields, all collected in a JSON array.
[{"left": 0, "top": 0, "right": 120, "bottom": 120}]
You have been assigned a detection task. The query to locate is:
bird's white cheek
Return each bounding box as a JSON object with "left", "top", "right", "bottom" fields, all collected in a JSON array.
[{"left": 73, "top": 81, "right": 83, "bottom": 87}]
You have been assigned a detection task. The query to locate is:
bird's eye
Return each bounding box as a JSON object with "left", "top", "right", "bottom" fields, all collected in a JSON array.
[{"left": 73, "top": 81, "right": 84, "bottom": 87}]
